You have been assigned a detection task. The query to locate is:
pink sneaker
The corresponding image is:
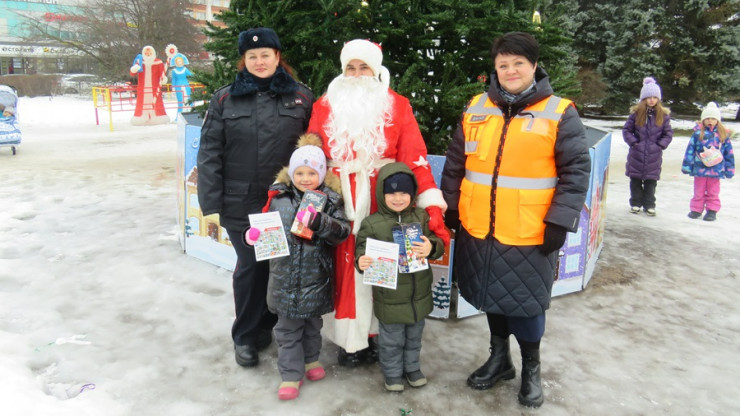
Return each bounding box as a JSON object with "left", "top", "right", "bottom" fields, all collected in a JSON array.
[
  {"left": 305, "top": 362, "right": 326, "bottom": 381},
  {"left": 277, "top": 380, "right": 302, "bottom": 400}
]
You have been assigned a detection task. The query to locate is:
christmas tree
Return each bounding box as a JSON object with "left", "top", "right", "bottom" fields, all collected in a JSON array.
[
  {"left": 195, "top": 0, "right": 579, "bottom": 153},
  {"left": 432, "top": 275, "right": 451, "bottom": 310}
]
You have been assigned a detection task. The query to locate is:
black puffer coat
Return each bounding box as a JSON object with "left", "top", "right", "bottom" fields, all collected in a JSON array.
[
  {"left": 197, "top": 67, "right": 315, "bottom": 231},
  {"left": 265, "top": 168, "right": 351, "bottom": 319},
  {"left": 441, "top": 67, "right": 591, "bottom": 317}
]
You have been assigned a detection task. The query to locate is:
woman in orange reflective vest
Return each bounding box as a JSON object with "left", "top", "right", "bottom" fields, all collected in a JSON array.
[{"left": 441, "top": 32, "right": 590, "bottom": 408}]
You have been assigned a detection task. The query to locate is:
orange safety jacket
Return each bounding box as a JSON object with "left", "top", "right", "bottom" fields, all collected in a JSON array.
[{"left": 459, "top": 93, "right": 574, "bottom": 245}]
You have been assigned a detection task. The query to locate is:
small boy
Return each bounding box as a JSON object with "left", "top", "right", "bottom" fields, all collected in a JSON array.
[
  {"left": 244, "top": 134, "right": 351, "bottom": 400},
  {"left": 355, "top": 162, "right": 445, "bottom": 392}
]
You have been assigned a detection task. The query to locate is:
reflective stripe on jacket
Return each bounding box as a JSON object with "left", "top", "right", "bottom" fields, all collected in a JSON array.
[{"left": 459, "top": 93, "right": 573, "bottom": 245}]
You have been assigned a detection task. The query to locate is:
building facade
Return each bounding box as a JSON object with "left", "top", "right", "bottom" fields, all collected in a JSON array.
[
  {"left": 0, "top": 0, "right": 228, "bottom": 75},
  {"left": 0, "top": 0, "right": 91, "bottom": 74},
  {"left": 187, "top": 0, "right": 229, "bottom": 28}
]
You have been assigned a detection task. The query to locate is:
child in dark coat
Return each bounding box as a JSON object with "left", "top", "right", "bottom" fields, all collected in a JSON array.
[
  {"left": 681, "top": 102, "right": 735, "bottom": 221},
  {"left": 355, "top": 162, "right": 445, "bottom": 392},
  {"left": 244, "top": 134, "right": 351, "bottom": 400},
  {"left": 622, "top": 77, "right": 673, "bottom": 216}
]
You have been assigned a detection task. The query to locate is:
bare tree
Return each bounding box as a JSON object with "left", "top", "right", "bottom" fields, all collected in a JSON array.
[{"left": 23, "top": 0, "right": 202, "bottom": 81}]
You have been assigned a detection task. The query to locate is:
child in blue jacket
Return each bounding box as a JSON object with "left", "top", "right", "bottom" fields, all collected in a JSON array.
[{"left": 681, "top": 102, "right": 735, "bottom": 221}]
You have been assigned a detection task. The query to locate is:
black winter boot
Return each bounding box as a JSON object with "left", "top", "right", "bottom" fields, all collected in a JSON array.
[
  {"left": 466, "top": 335, "right": 516, "bottom": 390},
  {"left": 358, "top": 336, "right": 379, "bottom": 364},
  {"left": 337, "top": 348, "right": 361, "bottom": 367},
  {"left": 518, "top": 348, "right": 544, "bottom": 408},
  {"left": 703, "top": 210, "right": 717, "bottom": 221}
]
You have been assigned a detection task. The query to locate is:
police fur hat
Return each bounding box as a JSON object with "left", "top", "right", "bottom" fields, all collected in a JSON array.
[{"left": 238, "top": 27, "right": 282, "bottom": 55}]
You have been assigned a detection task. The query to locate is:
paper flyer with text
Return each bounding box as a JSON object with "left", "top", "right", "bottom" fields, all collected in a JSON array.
[
  {"left": 248, "top": 211, "right": 290, "bottom": 261},
  {"left": 362, "top": 238, "right": 399, "bottom": 289}
]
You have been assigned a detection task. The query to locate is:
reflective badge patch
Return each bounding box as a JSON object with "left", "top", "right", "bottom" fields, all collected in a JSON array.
[
  {"left": 469, "top": 115, "right": 487, "bottom": 122},
  {"left": 465, "top": 141, "right": 478, "bottom": 153}
]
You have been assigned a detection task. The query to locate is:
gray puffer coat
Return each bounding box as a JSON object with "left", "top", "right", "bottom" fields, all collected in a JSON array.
[
  {"left": 622, "top": 109, "right": 673, "bottom": 180},
  {"left": 441, "top": 67, "right": 591, "bottom": 317},
  {"left": 265, "top": 168, "right": 350, "bottom": 319}
]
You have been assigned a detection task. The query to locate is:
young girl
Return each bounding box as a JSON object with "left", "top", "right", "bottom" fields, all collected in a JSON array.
[
  {"left": 244, "top": 134, "right": 351, "bottom": 400},
  {"left": 622, "top": 77, "right": 673, "bottom": 216},
  {"left": 681, "top": 102, "right": 735, "bottom": 221}
]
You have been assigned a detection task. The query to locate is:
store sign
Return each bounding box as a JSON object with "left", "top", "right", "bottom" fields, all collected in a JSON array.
[
  {"left": 44, "top": 13, "right": 87, "bottom": 22},
  {"left": 16, "top": 1, "right": 60, "bottom": 4},
  {"left": 0, "top": 44, "right": 83, "bottom": 57}
]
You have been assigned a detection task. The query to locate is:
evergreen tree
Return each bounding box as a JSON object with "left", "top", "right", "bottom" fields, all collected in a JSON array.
[
  {"left": 432, "top": 276, "right": 451, "bottom": 310},
  {"left": 571, "top": 0, "right": 740, "bottom": 114},
  {"left": 196, "top": 0, "right": 580, "bottom": 153},
  {"left": 601, "top": 4, "right": 667, "bottom": 112},
  {"left": 658, "top": 0, "right": 740, "bottom": 110}
]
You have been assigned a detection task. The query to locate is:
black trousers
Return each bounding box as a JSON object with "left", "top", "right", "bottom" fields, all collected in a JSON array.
[
  {"left": 629, "top": 178, "right": 658, "bottom": 209},
  {"left": 226, "top": 228, "right": 277, "bottom": 347},
  {"left": 486, "top": 313, "right": 546, "bottom": 348}
]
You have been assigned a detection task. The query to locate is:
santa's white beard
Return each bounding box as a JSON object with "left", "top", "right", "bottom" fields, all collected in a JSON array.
[
  {"left": 142, "top": 52, "right": 155, "bottom": 66},
  {"left": 325, "top": 75, "right": 393, "bottom": 163}
]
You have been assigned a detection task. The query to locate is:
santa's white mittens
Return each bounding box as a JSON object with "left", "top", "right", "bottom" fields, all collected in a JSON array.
[
  {"left": 416, "top": 187, "right": 447, "bottom": 212},
  {"left": 130, "top": 64, "right": 141, "bottom": 73}
]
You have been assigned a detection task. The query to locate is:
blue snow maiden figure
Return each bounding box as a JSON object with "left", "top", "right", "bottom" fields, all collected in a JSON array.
[{"left": 169, "top": 53, "right": 193, "bottom": 113}]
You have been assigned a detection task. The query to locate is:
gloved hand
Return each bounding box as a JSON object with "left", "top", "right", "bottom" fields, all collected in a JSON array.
[
  {"left": 426, "top": 206, "right": 450, "bottom": 246},
  {"left": 130, "top": 64, "right": 141, "bottom": 73},
  {"left": 539, "top": 223, "right": 567, "bottom": 255},
  {"left": 308, "top": 211, "right": 323, "bottom": 231},
  {"left": 296, "top": 205, "right": 317, "bottom": 227},
  {"left": 243, "top": 227, "right": 261, "bottom": 246},
  {"left": 444, "top": 209, "right": 460, "bottom": 230}
]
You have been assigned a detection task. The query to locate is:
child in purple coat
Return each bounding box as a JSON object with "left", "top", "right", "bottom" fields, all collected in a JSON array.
[{"left": 622, "top": 77, "right": 673, "bottom": 216}]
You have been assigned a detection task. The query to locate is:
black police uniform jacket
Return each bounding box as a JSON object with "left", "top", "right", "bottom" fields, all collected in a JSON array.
[{"left": 197, "top": 67, "right": 315, "bottom": 231}]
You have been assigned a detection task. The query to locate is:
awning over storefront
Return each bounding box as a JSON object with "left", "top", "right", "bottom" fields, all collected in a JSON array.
[{"left": 0, "top": 44, "right": 84, "bottom": 58}]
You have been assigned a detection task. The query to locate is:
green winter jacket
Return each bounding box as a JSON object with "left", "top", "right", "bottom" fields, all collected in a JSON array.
[{"left": 355, "top": 162, "right": 445, "bottom": 325}]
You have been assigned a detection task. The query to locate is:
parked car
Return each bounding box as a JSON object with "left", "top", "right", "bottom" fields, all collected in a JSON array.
[
  {"left": 58, "top": 73, "right": 106, "bottom": 95},
  {"left": 56, "top": 74, "right": 133, "bottom": 97}
]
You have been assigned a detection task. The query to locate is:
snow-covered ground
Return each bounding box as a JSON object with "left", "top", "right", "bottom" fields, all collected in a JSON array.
[{"left": 1, "top": 96, "right": 738, "bottom": 416}]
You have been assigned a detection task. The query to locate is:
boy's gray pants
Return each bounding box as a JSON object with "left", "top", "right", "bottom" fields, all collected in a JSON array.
[
  {"left": 273, "top": 316, "right": 323, "bottom": 382},
  {"left": 378, "top": 319, "right": 425, "bottom": 378}
]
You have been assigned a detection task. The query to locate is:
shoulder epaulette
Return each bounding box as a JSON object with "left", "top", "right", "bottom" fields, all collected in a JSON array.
[
  {"left": 213, "top": 84, "right": 231, "bottom": 95},
  {"left": 295, "top": 80, "right": 313, "bottom": 93}
]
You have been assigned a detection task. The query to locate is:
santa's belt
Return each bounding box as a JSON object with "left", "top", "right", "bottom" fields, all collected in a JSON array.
[{"left": 329, "top": 158, "right": 394, "bottom": 234}]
